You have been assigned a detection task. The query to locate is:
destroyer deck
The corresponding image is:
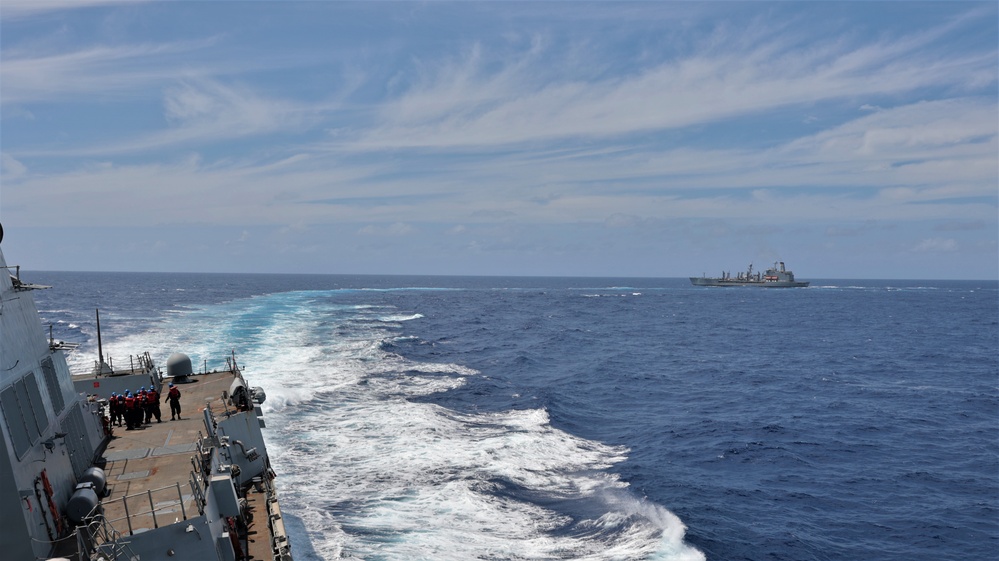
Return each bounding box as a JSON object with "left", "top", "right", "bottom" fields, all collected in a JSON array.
[{"left": 80, "top": 370, "right": 276, "bottom": 560}]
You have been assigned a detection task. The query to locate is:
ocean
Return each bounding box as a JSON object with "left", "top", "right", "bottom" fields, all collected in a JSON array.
[{"left": 28, "top": 271, "right": 999, "bottom": 561}]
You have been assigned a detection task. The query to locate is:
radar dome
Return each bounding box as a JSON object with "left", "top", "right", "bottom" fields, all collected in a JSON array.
[{"left": 167, "top": 352, "right": 194, "bottom": 382}]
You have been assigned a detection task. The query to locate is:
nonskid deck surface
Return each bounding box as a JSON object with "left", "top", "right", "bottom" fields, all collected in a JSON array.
[{"left": 94, "top": 370, "right": 273, "bottom": 560}]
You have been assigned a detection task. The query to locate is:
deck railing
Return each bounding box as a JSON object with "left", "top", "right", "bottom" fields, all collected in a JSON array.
[{"left": 100, "top": 481, "right": 195, "bottom": 536}]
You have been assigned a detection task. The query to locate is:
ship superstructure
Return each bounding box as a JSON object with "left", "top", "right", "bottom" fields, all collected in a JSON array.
[{"left": 0, "top": 239, "right": 107, "bottom": 560}]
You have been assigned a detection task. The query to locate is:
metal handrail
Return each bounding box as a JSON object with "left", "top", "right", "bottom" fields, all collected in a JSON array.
[
  {"left": 76, "top": 514, "right": 138, "bottom": 561},
  {"left": 99, "top": 482, "right": 193, "bottom": 536}
]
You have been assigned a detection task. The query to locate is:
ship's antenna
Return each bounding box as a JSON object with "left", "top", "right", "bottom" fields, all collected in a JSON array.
[{"left": 96, "top": 309, "right": 104, "bottom": 371}]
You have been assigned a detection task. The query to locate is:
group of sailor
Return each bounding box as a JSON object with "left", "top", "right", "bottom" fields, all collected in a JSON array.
[{"left": 108, "top": 385, "right": 170, "bottom": 430}]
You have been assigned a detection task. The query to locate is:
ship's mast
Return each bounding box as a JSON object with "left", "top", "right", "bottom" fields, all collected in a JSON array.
[{"left": 96, "top": 308, "right": 106, "bottom": 374}]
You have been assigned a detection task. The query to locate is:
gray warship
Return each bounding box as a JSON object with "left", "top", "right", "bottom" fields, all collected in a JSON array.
[
  {"left": 690, "top": 261, "right": 809, "bottom": 287},
  {"left": 0, "top": 226, "right": 292, "bottom": 561}
]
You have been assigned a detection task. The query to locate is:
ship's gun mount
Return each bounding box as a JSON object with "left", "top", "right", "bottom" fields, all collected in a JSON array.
[{"left": 228, "top": 378, "right": 266, "bottom": 411}]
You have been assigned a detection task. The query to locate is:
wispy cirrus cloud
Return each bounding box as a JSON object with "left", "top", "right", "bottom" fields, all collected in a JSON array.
[
  {"left": 773, "top": 98, "right": 997, "bottom": 191},
  {"left": 0, "top": 39, "right": 224, "bottom": 104},
  {"left": 348, "top": 15, "right": 996, "bottom": 150},
  {"left": 142, "top": 79, "right": 325, "bottom": 151},
  {"left": 8, "top": 79, "right": 331, "bottom": 157},
  {"left": 0, "top": 0, "right": 145, "bottom": 20}
]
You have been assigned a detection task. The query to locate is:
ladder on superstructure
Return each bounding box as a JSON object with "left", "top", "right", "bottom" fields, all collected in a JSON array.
[{"left": 75, "top": 514, "right": 139, "bottom": 561}]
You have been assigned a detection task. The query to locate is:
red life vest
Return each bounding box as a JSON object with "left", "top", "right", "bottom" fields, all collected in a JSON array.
[
  {"left": 125, "top": 396, "right": 136, "bottom": 409},
  {"left": 169, "top": 387, "right": 180, "bottom": 400},
  {"left": 148, "top": 390, "right": 159, "bottom": 402}
]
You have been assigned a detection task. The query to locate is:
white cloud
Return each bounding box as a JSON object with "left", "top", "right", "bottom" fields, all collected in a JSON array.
[
  {"left": 912, "top": 238, "right": 959, "bottom": 253},
  {"left": 349, "top": 19, "right": 996, "bottom": 150},
  {"left": 155, "top": 79, "right": 317, "bottom": 143},
  {"left": 4, "top": 97, "right": 994, "bottom": 231},
  {"left": 357, "top": 223, "right": 416, "bottom": 236},
  {"left": 1, "top": 153, "right": 28, "bottom": 179},
  {"left": 224, "top": 230, "right": 251, "bottom": 245},
  {"left": 0, "top": 39, "right": 222, "bottom": 104},
  {"left": 0, "top": 0, "right": 144, "bottom": 20},
  {"left": 11, "top": 79, "right": 327, "bottom": 157},
  {"left": 933, "top": 221, "right": 985, "bottom": 232},
  {"left": 774, "top": 98, "right": 997, "bottom": 191}
]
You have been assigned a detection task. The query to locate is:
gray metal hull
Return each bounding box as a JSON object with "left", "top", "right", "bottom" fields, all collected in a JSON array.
[
  {"left": 691, "top": 261, "right": 809, "bottom": 288},
  {"left": 689, "top": 277, "right": 809, "bottom": 288}
]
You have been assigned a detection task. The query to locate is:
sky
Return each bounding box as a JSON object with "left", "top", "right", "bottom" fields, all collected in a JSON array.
[{"left": 0, "top": 1, "right": 996, "bottom": 279}]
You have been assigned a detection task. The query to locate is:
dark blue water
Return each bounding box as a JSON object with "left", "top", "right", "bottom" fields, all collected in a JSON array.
[{"left": 28, "top": 272, "right": 999, "bottom": 561}]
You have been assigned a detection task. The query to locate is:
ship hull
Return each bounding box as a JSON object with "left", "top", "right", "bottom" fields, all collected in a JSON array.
[
  {"left": 689, "top": 277, "right": 809, "bottom": 288},
  {"left": 691, "top": 261, "right": 809, "bottom": 288}
]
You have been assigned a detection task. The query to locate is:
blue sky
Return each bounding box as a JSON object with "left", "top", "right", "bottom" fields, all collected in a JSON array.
[{"left": 1, "top": 1, "right": 996, "bottom": 279}]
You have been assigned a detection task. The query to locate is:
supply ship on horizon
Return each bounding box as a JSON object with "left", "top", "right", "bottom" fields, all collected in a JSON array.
[
  {"left": 690, "top": 261, "right": 809, "bottom": 288},
  {"left": 0, "top": 226, "right": 293, "bottom": 561}
]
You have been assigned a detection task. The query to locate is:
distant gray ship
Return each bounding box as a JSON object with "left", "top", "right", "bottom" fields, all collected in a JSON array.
[{"left": 691, "top": 261, "right": 809, "bottom": 287}]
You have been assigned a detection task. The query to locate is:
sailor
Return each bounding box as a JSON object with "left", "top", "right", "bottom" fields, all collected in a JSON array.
[
  {"left": 116, "top": 391, "right": 126, "bottom": 427},
  {"left": 124, "top": 391, "right": 136, "bottom": 430},
  {"left": 130, "top": 390, "right": 143, "bottom": 429},
  {"left": 119, "top": 392, "right": 128, "bottom": 426},
  {"left": 147, "top": 385, "right": 162, "bottom": 423},
  {"left": 109, "top": 392, "right": 121, "bottom": 426},
  {"left": 165, "top": 382, "right": 182, "bottom": 420},
  {"left": 138, "top": 387, "right": 151, "bottom": 424}
]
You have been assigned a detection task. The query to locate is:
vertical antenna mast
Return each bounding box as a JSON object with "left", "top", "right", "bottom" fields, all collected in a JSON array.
[{"left": 96, "top": 308, "right": 104, "bottom": 371}]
